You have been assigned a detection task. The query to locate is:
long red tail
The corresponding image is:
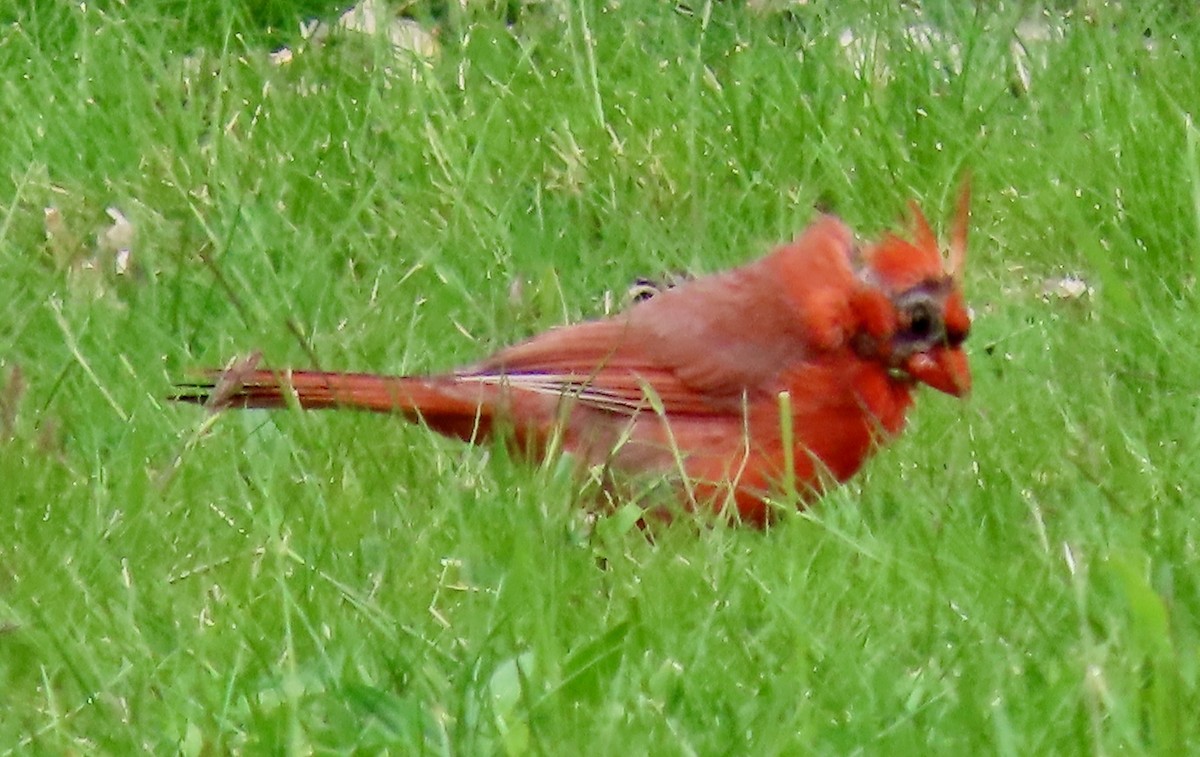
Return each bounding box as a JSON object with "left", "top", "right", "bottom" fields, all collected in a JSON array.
[{"left": 172, "top": 369, "right": 494, "bottom": 442}]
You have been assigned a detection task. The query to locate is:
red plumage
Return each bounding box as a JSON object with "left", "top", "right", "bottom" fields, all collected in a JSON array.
[{"left": 174, "top": 187, "right": 972, "bottom": 526}]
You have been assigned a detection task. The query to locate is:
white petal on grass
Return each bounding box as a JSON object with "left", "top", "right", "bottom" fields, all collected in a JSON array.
[
  {"left": 1010, "top": 15, "right": 1062, "bottom": 94},
  {"left": 99, "top": 207, "right": 135, "bottom": 275},
  {"left": 1041, "top": 275, "right": 1093, "bottom": 301},
  {"left": 337, "top": 0, "right": 439, "bottom": 59}
]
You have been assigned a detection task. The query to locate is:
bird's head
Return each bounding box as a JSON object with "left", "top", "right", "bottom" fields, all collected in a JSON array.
[{"left": 856, "top": 183, "right": 972, "bottom": 397}]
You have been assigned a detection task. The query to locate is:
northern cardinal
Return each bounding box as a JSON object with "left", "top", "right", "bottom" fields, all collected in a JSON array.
[{"left": 174, "top": 187, "right": 972, "bottom": 526}]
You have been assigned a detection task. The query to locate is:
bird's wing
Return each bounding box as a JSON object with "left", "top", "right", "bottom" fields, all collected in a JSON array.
[{"left": 462, "top": 217, "right": 861, "bottom": 417}]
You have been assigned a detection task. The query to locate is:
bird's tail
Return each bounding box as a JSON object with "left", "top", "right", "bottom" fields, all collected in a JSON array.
[{"left": 171, "top": 369, "right": 493, "bottom": 441}]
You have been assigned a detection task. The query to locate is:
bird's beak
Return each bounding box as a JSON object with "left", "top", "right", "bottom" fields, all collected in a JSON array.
[{"left": 903, "top": 347, "right": 971, "bottom": 396}]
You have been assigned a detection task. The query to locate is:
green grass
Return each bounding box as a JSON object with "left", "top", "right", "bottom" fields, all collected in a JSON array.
[{"left": 3, "top": 0, "right": 1199, "bottom": 752}]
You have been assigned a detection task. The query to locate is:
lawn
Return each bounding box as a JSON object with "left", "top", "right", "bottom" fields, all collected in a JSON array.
[{"left": 2, "top": 1, "right": 1198, "bottom": 753}]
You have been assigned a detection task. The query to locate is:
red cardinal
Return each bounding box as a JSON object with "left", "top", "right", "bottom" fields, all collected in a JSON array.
[{"left": 174, "top": 187, "right": 972, "bottom": 526}]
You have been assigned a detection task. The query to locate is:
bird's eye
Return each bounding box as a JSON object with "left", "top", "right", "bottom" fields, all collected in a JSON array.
[
  {"left": 906, "top": 301, "right": 938, "bottom": 339},
  {"left": 888, "top": 286, "right": 951, "bottom": 358}
]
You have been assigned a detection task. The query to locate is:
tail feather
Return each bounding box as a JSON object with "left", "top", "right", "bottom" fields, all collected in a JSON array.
[{"left": 171, "top": 370, "right": 493, "bottom": 440}]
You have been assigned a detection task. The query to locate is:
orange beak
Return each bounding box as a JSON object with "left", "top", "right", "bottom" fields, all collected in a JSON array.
[{"left": 903, "top": 347, "right": 971, "bottom": 397}]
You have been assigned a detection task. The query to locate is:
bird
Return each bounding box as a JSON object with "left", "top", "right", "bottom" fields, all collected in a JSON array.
[{"left": 173, "top": 185, "right": 972, "bottom": 526}]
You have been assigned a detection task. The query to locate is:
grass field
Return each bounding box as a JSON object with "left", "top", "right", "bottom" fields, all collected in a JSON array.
[{"left": 2, "top": 1, "right": 1199, "bottom": 752}]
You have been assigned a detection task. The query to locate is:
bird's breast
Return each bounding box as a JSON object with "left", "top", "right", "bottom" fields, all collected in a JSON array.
[{"left": 776, "top": 357, "right": 914, "bottom": 482}]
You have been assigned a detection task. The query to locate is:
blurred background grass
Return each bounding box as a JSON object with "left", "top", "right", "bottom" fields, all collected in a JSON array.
[{"left": 2, "top": 1, "right": 1199, "bottom": 752}]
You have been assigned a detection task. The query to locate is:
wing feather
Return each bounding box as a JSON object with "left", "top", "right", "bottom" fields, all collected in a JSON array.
[{"left": 458, "top": 217, "right": 860, "bottom": 417}]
